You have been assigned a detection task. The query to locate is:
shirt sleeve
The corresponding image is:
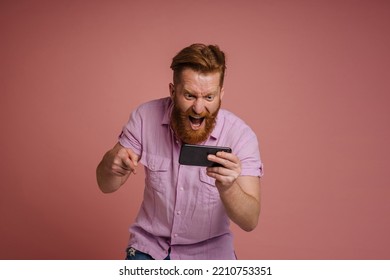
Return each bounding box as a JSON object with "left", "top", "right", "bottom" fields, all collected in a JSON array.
[
  {"left": 228, "top": 121, "right": 263, "bottom": 178},
  {"left": 118, "top": 107, "right": 143, "bottom": 157},
  {"left": 237, "top": 134, "right": 264, "bottom": 178}
]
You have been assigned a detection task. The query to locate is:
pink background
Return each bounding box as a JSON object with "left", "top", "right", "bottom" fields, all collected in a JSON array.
[{"left": 1, "top": 0, "right": 389, "bottom": 259}]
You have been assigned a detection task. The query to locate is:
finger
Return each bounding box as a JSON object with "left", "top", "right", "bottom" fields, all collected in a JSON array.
[
  {"left": 117, "top": 149, "right": 131, "bottom": 167},
  {"left": 126, "top": 149, "right": 139, "bottom": 174},
  {"left": 126, "top": 148, "right": 139, "bottom": 167},
  {"left": 110, "top": 159, "right": 130, "bottom": 176},
  {"left": 207, "top": 154, "right": 224, "bottom": 164},
  {"left": 112, "top": 164, "right": 130, "bottom": 176},
  {"left": 116, "top": 149, "right": 138, "bottom": 174},
  {"left": 216, "top": 151, "right": 240, "bottom": 164},
  {"left": 121, "top": 156, "right": 133, "bottom": 170},
  {"left": 112, "top": 155, "right": 131, "bottom": 172},
  {"left": 207, "top": 154, "right": 234, "bottom": 169},
  {"left": 207, "top": 166, "right": 236, "bottom": 177},
  {"left": 206, "top": 169, "right": 238, "bottom": 188}
]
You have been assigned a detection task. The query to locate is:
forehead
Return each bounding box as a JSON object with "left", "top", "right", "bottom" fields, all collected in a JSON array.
[{"left": 178, "top": 69, "right": 221, "bottom": 93}]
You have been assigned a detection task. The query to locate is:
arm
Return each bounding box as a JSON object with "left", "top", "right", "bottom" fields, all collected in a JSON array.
[
  {"left": 207, "top": 152, "right": 261, "bottom": 232},
  {"left": 96, "top": 142, "right": 139, "bottom": 193}
]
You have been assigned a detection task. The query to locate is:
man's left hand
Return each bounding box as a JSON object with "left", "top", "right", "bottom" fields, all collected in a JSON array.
[{"left": 206, "top": 151, "right": 241, "bottom": 191}]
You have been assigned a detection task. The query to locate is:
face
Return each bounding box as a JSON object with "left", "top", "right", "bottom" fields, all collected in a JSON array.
[{"left": 170, "top": 68, "right": 224, "bottom": 144}]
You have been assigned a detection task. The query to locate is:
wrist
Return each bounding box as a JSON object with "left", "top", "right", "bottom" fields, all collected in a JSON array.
[{"left": 216, "top": 179, "right": 238, "bottom": 196}]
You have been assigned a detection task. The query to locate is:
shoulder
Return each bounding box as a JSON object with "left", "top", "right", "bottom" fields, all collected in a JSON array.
[
  {"left": 218, "top": 109, "right": 245, "bottom": 124},
  {"left": 216, "top": 109, "right": 262, "bottom": 176},
  {"left": 131, "top": 97, "right": 171, "bottom": 120},
  {"left": 135, "top": 97, "right": 171, "bottom": 113},
  {"left": 214, "top": 108, "right": 259, "bottom": 149},
  {"left": 218, "top": 109, "right": 255, "bottom": 134}
]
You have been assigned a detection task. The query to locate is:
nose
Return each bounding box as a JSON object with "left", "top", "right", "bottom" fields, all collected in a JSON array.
[{"left": 192, "top": 98, "right": 205, "bottom": 115}]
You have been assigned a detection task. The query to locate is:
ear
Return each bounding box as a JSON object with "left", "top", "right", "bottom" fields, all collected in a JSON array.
[
  {"left": 220, "top": 86, "right": 225, "bottom": 100},
  {"left": 169, "top": 83, "right": 175, "bottom": 99}
]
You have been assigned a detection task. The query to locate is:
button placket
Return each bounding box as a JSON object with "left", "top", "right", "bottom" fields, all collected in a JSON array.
[{"left": 171, "top": 165, "right": 187, "bottom": 243}]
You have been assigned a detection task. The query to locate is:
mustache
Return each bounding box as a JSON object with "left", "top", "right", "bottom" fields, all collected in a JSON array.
[{"left": 185, "top": 108, "right": 212, "bottom": 118}]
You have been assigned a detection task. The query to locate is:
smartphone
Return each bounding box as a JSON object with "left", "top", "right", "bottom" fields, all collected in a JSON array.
[{"left": 179, "top": 144, "right": 232, "bottom": 167}]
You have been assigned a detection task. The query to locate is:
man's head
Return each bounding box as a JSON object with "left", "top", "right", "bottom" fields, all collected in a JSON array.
[{"left": 169, "top": 44, "right": 226, "bottom": 144}]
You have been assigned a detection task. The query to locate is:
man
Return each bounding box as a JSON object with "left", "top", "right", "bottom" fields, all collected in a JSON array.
[{"left": 96, "top": 43, "right": 263, "bottom": 260}]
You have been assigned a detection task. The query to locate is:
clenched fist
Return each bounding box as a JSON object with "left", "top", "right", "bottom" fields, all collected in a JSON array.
[{"left": 97, "top": 143, "right": 139, "bottom": 193}]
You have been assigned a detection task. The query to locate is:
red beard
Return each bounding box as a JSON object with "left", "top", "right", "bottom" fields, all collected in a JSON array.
[{"left": 170, "top": 100, "right": 220, "bottom": 144}]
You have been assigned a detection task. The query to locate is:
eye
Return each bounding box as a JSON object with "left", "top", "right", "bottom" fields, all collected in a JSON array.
[
  {"left": 184, "top": 93, "right": 195, "bottom": 100},
  {"left": 205, "top": 95, "right": 215, "bottom": 101}
]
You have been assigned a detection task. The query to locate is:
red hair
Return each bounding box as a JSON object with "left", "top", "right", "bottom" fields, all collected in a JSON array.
[{"left": 170, "top": 43, "right": 226, "bottom": 87}]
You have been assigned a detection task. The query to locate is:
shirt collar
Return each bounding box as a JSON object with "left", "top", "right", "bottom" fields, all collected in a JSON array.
[
  {"left": 209, "top": 110, "right": 223, "bottom": 140},
  {"left": 162, "top": 98, "right": 173, "bottom": 125}
]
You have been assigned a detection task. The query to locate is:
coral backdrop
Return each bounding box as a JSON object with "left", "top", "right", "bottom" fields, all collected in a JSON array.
[{"left": 1, "top": 0, "right": 389, "bottom": 259}]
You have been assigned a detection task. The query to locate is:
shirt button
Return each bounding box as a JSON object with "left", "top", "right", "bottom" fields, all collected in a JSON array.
[
  {"left": 174, "top": 233, "right": 178, "bottom": 238},
  {"left": 180, "top": 187, "right": 184, "bottom": 191},
  {"left": 176, "top": 210, "right": 181, "bottom": 215}
]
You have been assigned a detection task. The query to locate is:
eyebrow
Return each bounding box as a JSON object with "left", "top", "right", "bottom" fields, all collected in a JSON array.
[{"left": 183, "top": 89, "right": 219, "bottom": 96}]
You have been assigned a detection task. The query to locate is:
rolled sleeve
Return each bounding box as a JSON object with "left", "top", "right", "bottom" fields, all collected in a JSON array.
[{"left": 118, "top": 108, "right": 142, "bottom": 156}]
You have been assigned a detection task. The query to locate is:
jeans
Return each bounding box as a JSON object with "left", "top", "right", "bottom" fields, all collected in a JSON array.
[{"left": 125, "top": 247, "right": 170, "bottom": 260}]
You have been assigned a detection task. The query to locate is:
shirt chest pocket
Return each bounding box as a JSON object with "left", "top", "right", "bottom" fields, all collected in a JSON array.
[
  {"left": 142, "top": 154, "right": 170, "bottom": 193},
  {"left": 199, "top": 168, "right": 220, "bottom": 203}
]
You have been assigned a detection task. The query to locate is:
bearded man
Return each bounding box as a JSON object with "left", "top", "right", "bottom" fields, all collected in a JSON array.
[{"left": 96, "top": 43, "right": 264, "bottom": 260}]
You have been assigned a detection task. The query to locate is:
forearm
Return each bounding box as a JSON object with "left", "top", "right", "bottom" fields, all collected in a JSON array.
[{"left": 218, "top": 177, "right": 261, "bottom": 232}]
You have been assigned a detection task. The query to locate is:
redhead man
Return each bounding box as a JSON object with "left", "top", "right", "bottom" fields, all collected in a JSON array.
[{"left": 96, "top": 44, "right": 263, "bottom": 260}]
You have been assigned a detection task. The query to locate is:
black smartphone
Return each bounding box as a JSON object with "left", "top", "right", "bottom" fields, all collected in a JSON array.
[{"left": 179, "top": 144, "right": 232, "bottom": 167}]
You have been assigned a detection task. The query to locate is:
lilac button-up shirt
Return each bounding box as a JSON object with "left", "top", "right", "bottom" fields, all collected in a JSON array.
[{"left": 119, "top": 97, "right": 263, "bottom": 260}]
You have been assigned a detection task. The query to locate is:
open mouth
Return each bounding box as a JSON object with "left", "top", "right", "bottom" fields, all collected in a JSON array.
[{"left": 189, "top": 116, "right": 205, "bottom": 130}]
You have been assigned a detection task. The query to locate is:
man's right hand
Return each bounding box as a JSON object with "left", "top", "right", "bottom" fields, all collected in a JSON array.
[
  {"left": 108, "top": 144, "right": 139, "bottom": 176},
  {"left": 96, "top": 143, "right": 139, "bottom": 193}
]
